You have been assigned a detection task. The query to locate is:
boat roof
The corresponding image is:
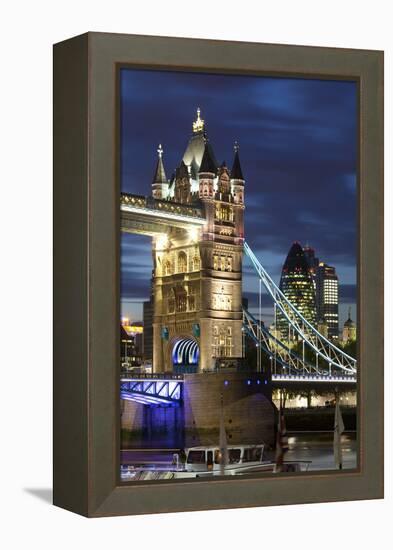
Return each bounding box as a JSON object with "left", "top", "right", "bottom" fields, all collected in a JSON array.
[{"left": 186, "top": 444, "right": 264, "bottom": 451}]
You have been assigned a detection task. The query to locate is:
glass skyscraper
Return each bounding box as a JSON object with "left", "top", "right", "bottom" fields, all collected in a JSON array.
[{"left": 277, "top": 242, "right": 317, "bottom": 340}]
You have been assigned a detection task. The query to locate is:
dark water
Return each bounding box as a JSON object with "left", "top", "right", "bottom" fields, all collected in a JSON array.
[
  {"left": 285, "top": 431, "right": 357, "bottom": 471},
  {"left": 120, "top": 431, "right": 357, "bottom": 474}
]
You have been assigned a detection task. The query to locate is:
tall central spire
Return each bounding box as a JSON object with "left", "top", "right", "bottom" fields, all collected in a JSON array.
[{"left": 192, "top": 107, "right": 205, "bottom": 134}]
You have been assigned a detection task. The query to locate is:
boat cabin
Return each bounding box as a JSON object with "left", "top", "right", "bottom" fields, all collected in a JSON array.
[{"left": 185, "top": 444, "right": 264, "bottom": 472}]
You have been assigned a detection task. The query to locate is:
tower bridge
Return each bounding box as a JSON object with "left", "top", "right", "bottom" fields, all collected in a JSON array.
[{"left": 120, "top": 109, "right": 357, "bottom": 400}]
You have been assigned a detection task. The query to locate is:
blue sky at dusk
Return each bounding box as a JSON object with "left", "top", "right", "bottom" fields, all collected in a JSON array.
[{"left": 120, "top": 68, "right": 357, "bottom": 328}]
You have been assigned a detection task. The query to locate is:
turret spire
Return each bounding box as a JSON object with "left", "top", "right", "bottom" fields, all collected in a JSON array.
[
  {"left": 231, "top": 141, "right": 244, "bottom": 180},
  {"left": 199, "top": 142, "right": 217, "bottom": 174},
  {"left": 152, "top": 143, "right": 167, "bottom": 184}
]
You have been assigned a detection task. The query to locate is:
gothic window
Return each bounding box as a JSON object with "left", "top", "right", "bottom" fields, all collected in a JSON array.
[
  {"left": 220, "top": 256, "right": 225, "bottom": 271},
  {"left": 188, "top": 295, "right": 195, "bottom": 311},
  {"left": 191, "top": 255, "right": 200, "bottom": 271},
  {"left": 213, "top": 255, "right": 219, "bottom": 270},
  {"left": 176, "top": 288, "right": 187, "bottom": 312},
  {"left": 219, "top": 173, "right": 230, "bottom": 194},
  {"left": 168, "top": 289, "right": 175, "bottom": 313},
  {"left": 211, "top": 325, "right": 232, "bottom": 357},
  {"left": 178, "top": 251, "right": 187, "bottom": 273},
  {"left": 164, "top": 260, "right": 172, "bottom": 276},
  {"left": 226, "top": 256, "right": 233, "bottom": 272},
  {"left": 225, "top": 337, "right": 232, "bottom": 356}
]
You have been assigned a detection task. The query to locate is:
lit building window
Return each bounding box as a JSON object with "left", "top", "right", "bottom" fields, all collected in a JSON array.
[
  {"left": 192, "top": 255, "right": 200, "bottom": 271},
  {"left": 188, "top": 296, "right": 195, "bottom": 311},
  {"left": 178, "top": 251, "right": 187, "bottom": 273},
  {"left": 176, "top": 292, "right": 187, "bottom": 312}
]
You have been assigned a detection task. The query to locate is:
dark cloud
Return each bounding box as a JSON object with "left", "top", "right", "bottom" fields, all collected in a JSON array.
[{"left": 120, "top": 69, "right": 357, "bottom": 322}]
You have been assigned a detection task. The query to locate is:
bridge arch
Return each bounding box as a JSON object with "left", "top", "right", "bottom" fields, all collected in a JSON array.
[{"left": 171, "top": 337, "right": 199, "bottom": 373}]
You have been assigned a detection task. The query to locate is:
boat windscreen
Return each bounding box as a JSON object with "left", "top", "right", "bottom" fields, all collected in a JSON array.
[
  {"left": 243, "top": 447, "right": 263, "bottom": 462},
  {"left": 187, "top": 450, "right": 205, "bottom": 464}
]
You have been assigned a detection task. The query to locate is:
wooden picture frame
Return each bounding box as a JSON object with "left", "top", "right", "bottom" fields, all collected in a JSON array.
[{"left": 53, "top": 32, "right": 383, "bottom": 517}]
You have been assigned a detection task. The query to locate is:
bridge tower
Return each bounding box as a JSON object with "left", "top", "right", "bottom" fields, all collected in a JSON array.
[{"left": 151, "top": 109, "right": 245, "bottom": 373}]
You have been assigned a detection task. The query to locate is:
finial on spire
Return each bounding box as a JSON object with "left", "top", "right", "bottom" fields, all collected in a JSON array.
[
  {"left": 231, "top": 141, "right": 244, "bottom": 180},
  {"left": 348, "top": 306, "right": 352, "bottom": 320},
  {"left": 157, "top": 143, "right": 163, "bottom": 158},
  {"left": 192, "top": 107, "right": 205, "bottom": 133}
]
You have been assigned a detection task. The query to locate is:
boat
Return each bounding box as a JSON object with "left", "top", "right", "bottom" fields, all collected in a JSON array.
[
  {"left": 120, "top": 443, "right": 310, "bottom": 481},
  {"left": 173, "top": 443, "right": 274, "bottom": 477}
]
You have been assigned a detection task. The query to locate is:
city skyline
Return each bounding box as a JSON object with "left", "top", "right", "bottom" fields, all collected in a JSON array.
[{"left": 120, "top": 68, "right": 357, "bottom": 329}]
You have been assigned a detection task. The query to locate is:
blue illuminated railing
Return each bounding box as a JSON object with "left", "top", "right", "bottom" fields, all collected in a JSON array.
[{"left": 120, "top": 378, "right": 183, "bottom": 406}]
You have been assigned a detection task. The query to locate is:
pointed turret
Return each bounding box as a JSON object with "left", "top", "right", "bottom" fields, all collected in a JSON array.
[
  {"left": 152, "top": 144, "right": 169, "bottom": 200},
  {"left": 152, "top": 143, "right": 167, "bottom": 184},
  {"left": 230, "top": 141, "right": 244, "bottom": 180},
  {"left": 199, "top": 142, "right": 217, "bottom": 174},
  {"left": 198, "top": 142, "right": 216, "bottom": 200},
  {"left": 230, "top": 142, "right": 245, "bottom": 205}
]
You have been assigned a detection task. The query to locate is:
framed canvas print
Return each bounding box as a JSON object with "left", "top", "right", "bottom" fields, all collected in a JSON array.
[{"left": 53, "top": 33, "right": 383, "bottom": 517}]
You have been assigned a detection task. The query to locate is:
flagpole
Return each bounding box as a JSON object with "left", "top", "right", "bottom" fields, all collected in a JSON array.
[
  {"left": 274, "top": 390, "right": 288, "bottom": 473},
  {"left": 334, "top": 390, "right": 345, "bottom": 470},
  {"left": 219, "top": 392, "right": 228, "bottom": 476}
]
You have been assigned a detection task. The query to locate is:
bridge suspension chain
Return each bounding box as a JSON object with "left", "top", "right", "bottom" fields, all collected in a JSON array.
[
  {"left": 243, "top": 308, "right": 321, "bottom": 375},
  {"left": 244, "top": 242, "right": 357, "bottom": 374}
]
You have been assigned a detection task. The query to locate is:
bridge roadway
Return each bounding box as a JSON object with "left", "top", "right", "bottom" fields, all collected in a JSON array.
[
  {"left": 120, "top": 193, "right": 206, "bottom": 236},
  {"left": 120, "top": 372, "right": 357, "bottom": 406}
]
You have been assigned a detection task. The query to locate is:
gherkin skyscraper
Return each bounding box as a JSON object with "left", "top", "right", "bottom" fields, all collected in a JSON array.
[{"left": 276, "top": 242, "right": 317, "bottom": 340}]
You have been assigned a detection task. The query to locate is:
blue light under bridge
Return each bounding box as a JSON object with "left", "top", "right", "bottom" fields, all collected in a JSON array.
[{"left": 120, "top": 377, "right": 183, "bottom": 406}]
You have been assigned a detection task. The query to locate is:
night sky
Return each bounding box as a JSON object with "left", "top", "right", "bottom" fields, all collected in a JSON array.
[{"left": 120, "top": 68, "right": 357, "bottom": 328}]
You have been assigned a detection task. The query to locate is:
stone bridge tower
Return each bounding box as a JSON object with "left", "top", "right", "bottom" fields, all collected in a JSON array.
[{"left": 152, "top": 109, "right": 245, "bottom": 373}]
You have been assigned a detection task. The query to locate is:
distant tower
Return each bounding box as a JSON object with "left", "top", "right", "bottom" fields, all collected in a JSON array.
[
  {"left": 316, "top": 262, "right": 339, "bottom": 340},
  {"left": 151, "top": 109, "right": 245, "bottom": 372},
  {"left": 152, "top": 144, "right": 169, "bottom": 199},
  {"left": 342, "top": 307, "right": 356, "bottom": 344},
  {"left": 277, "top": 242, "right": 317, "bottom": 340}
]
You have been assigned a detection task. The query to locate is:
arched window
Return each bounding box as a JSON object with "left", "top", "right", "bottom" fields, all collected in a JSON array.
[
  {"left": 192, "top": 255, "right": 200, "bottom": 271},
  {"left": 178, "top": 251, "right": 187, "bottom": 273},
  {"left": 176, "top": 287, "right": 187, "bottom": 312},
  {"left": 188, "top": 295, "right": 195, "bottom": 311},
  {"left": 164, "top": 260, "right": 172, "bottom": 276},
  {"left": 168, "top": 289, "right": 175, "bottom": 313}
]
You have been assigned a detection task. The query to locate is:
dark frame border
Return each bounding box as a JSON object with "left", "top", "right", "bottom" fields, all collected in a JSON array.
[{"left": 53, "top": 32, "right": 383, "bottom": 517}]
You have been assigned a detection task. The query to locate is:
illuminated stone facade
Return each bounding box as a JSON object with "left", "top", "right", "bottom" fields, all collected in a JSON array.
[{"left": 151, "top": 110, "right": 245, "bottom": 373}]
